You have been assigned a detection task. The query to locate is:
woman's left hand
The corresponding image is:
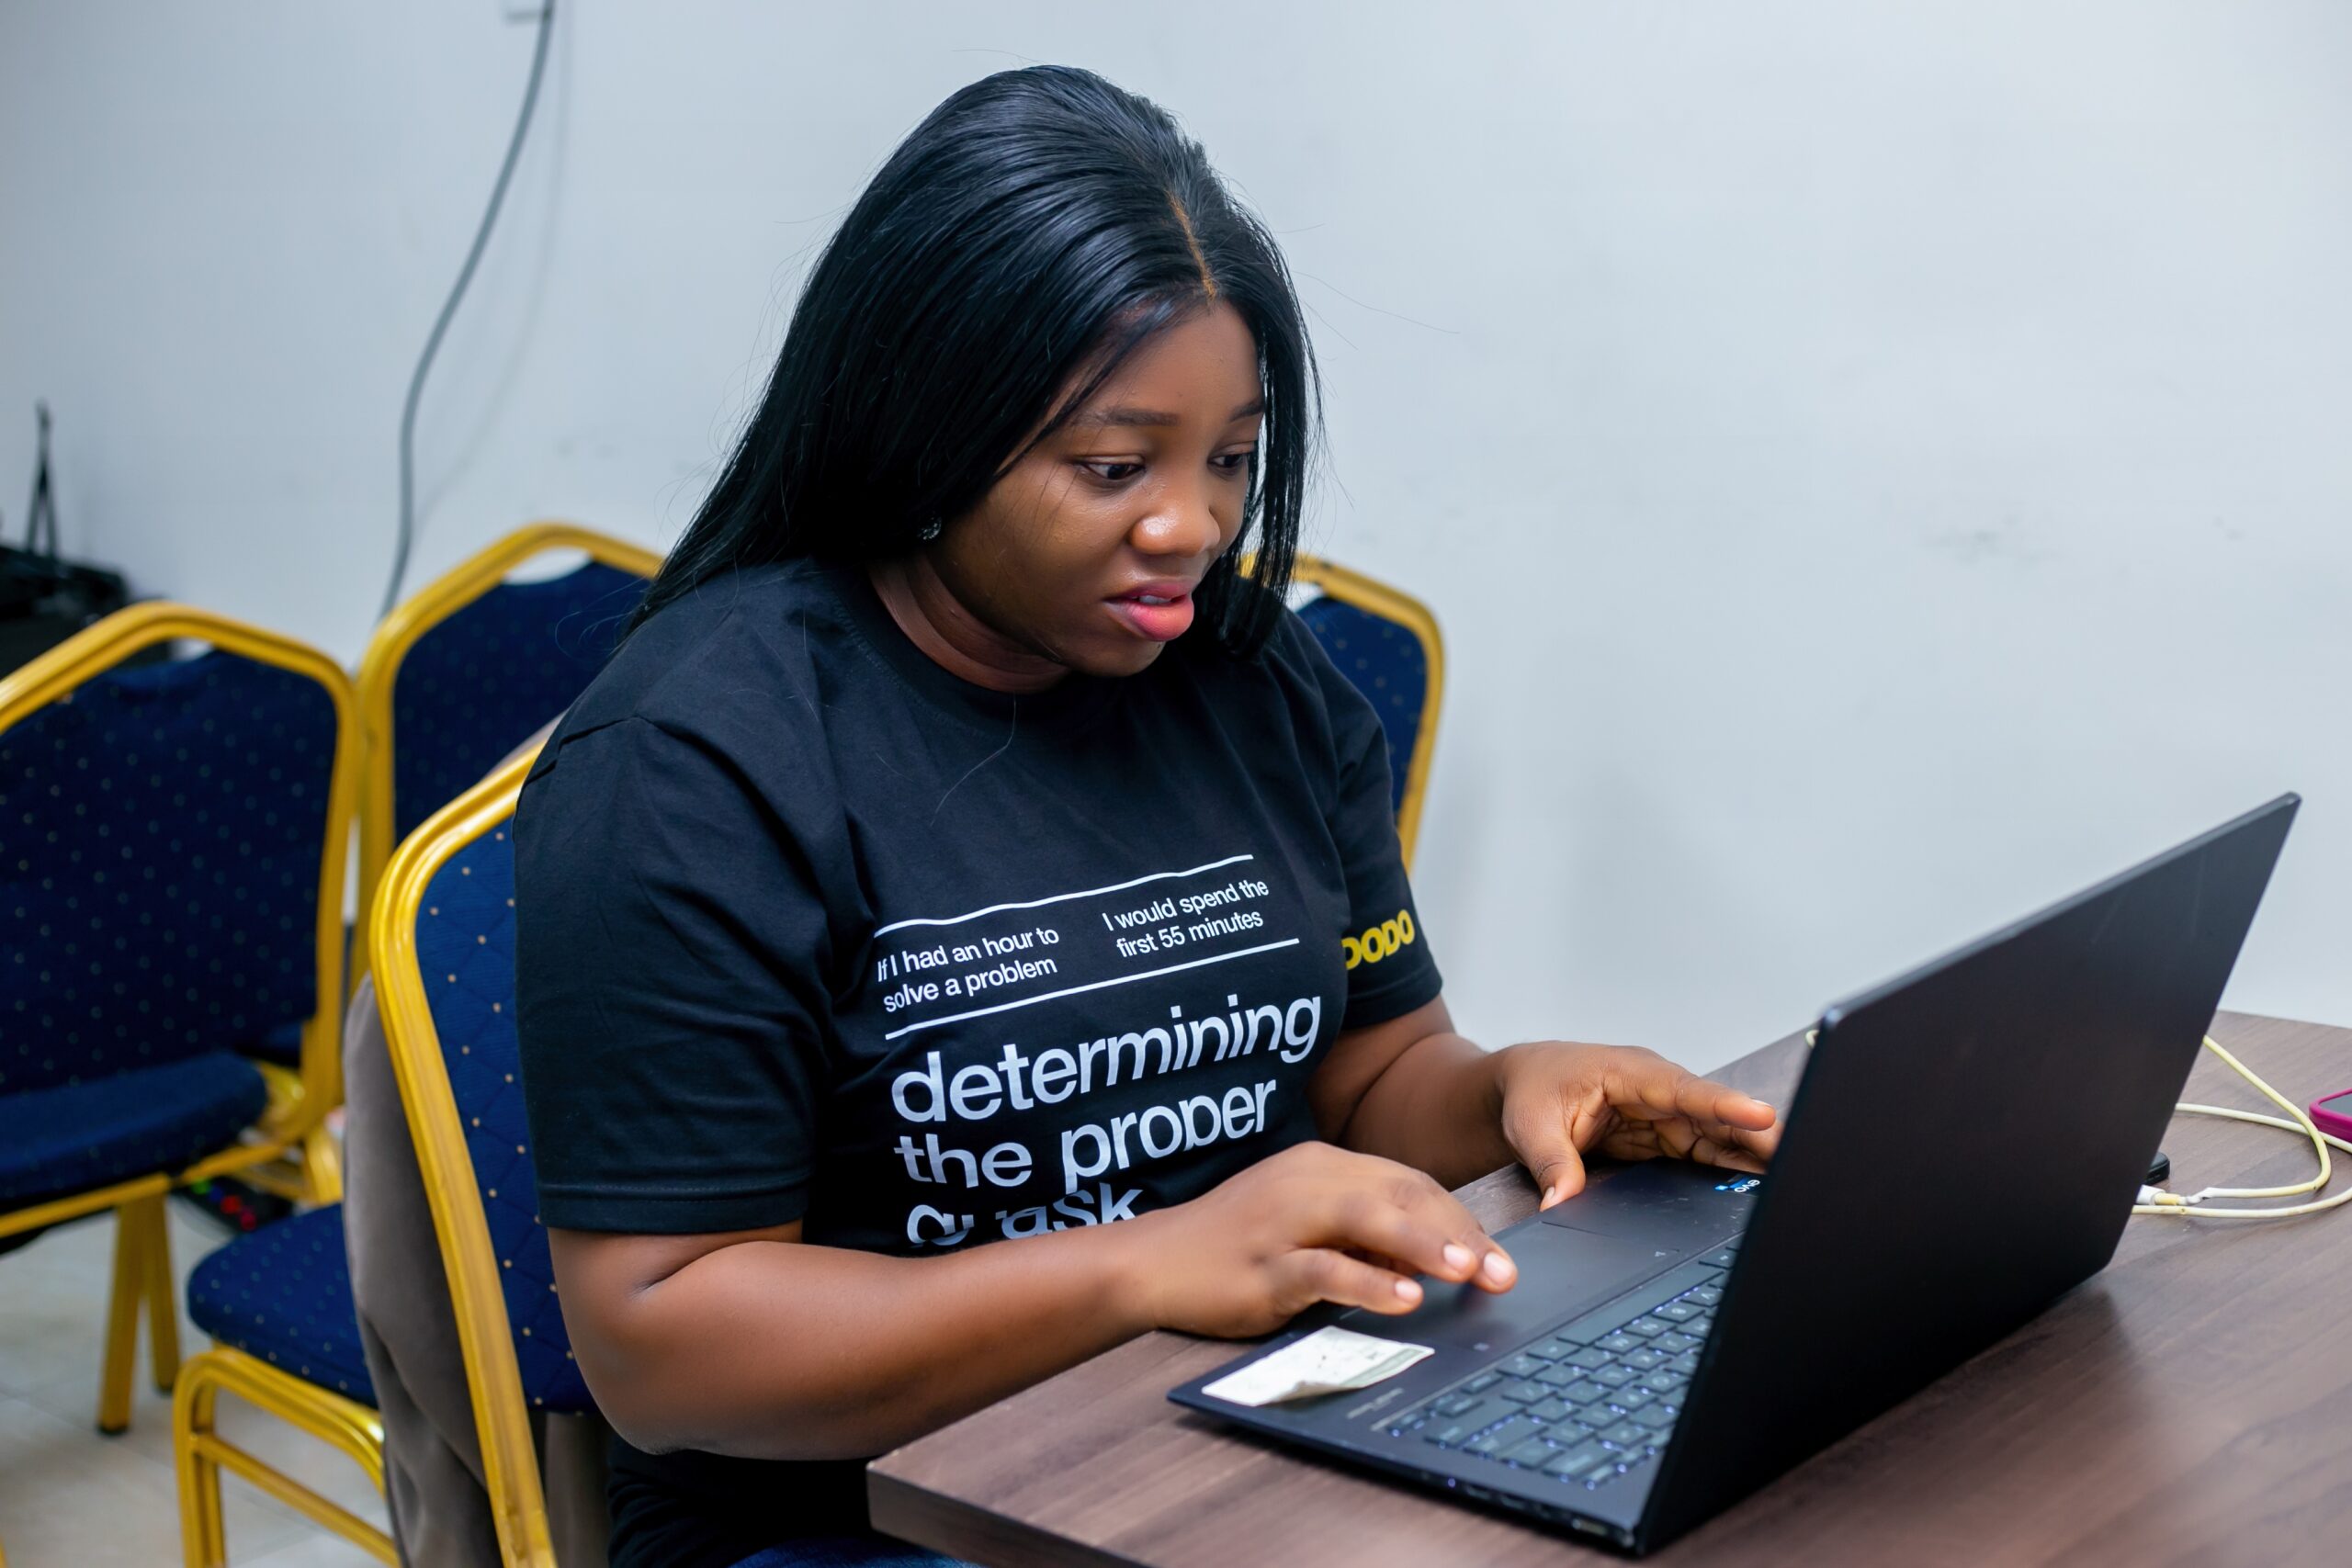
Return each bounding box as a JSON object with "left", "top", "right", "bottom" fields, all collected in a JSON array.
[{"left": 1494, "top": 1043, "right": 1781, "bottom": 1210}]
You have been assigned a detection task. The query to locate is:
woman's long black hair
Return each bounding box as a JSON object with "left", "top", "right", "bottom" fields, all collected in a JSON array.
[{"left": 629, "top": 64, "right": 1318, "bottom": 655}]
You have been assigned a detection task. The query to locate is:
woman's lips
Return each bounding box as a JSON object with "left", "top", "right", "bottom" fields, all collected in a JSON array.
[{"left": 1106, "top": 591, "right": 1194, "bottom": 642}]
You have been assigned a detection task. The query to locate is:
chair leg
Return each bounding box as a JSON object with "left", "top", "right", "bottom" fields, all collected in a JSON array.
[
  {"left": 137, "top": 1194, "right": 182, "bottom": 1393},
  {"left": 173, "top": 1355, "right": 229, "bottom": 1568},
  {"left": 173, "top": 1349, "right": 391, "bottom": 1566},
  {"left": 97, "top": 1200, "right": 148, "bottom": 1434},
  {"left": 299, "top": 1122, "right": 344, "bottom": 1205}
]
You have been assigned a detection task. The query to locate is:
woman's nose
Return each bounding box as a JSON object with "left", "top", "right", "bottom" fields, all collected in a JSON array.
[{"left": 1131, "top": 482, "right": 1225, "bottom": 561}]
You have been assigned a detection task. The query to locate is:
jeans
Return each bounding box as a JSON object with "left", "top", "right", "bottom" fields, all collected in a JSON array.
[{"left": 727, "top": 1537, "right": 970, "bottom": 1568}]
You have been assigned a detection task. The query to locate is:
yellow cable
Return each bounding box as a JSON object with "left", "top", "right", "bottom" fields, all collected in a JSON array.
[
  {"left": 2185, "top": 1036, "right": 2331, "bottom": 1198},
  {"left": 2130, "top": 1035, "right": 2352, "bottom": 1220}
]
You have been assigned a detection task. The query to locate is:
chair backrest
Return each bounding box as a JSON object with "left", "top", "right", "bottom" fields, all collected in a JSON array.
[
  {"left": 356, "top": 523, "right": 658, "bottom": 925},
  {"left": 371, "top": 748, "right": 582, "bottom": 1568},
  {"left": 1288, "top": 555, "right": 1445, "bottom": 868},
  {"left": 0, "top": 604, "right": 357, "bottom": 1116}
]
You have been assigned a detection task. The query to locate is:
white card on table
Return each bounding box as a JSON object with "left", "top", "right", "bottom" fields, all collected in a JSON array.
[{"left": 1200, "top": 1325, "right": 1434, "bottom": 1407}]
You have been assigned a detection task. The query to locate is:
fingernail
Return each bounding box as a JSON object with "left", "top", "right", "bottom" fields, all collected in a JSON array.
[
  {"left": 1482, "top": 1251, "right": 1516, "bottom": 1286},
  {"left": 1540, "top": 1184, "right": 1559, "bottom": 1208},
  {"left": 1395, "top": 1278, "right": 1423, "bottom": 1303},
  {"left": 1442, "top": 1242, "right": 1475, "bottom": 1273}
]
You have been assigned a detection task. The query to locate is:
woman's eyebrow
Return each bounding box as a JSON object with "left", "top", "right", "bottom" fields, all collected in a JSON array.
[{"left": 1068, "top": 398, "right": 1265, "bottom": 430}]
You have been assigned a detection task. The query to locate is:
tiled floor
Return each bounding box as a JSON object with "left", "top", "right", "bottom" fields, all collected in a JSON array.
[{"left": 0, "top": 1203, "right": 386, "bottom": 1567}]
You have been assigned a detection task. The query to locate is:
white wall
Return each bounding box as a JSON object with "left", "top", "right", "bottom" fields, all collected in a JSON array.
[{"left": 5, "top": 1, "right": 2348, "bottom": 1071}]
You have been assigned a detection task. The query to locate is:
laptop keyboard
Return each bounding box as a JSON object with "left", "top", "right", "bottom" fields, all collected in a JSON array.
[{"left": 1375, "top": 1243, "right": 1737, "bottom": 1495}]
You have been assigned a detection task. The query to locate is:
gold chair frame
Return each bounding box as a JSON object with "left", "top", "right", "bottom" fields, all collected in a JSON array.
[
  {"left": 353, "top": 522, "right": 659, "bottom": 940},
  {"left": 0, "top": 604, "right": 361, "bottom": 1433},
  {"left": 1275, "top": 553, "right": 1446, "bottom": 869},
  {"left": 369, "top": 748, "right": 560, "bottom": 1567},
  {"left": 172, "top": 1348, "right": 392, "bottom": 1566}
]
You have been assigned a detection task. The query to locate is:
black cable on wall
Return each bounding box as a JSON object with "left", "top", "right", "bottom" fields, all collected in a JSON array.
[{"left": 382, "top": 2, "right": 559, "bottom": 620}]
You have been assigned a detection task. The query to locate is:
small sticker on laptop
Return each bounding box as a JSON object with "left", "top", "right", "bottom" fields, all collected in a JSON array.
[{"left": 1201, "top": 1326, "right": 1434, "bottom": 1407}]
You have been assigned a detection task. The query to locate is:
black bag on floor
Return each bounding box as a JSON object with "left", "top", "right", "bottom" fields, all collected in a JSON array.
[{"left": 1, "top": 403, "right": 132, "bottom": 678}]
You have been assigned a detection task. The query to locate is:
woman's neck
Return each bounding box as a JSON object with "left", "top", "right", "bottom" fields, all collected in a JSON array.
[{"left": 866, "top": 554, "right": 1069, "bottom": 695}]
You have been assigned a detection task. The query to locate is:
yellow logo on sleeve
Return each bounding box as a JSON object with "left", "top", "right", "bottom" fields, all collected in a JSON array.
[{"left": 1342, "top": 909, "right": 1417, "bottom": 971}]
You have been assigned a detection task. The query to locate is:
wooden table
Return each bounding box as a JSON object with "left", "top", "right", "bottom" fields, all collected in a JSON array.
[{"left": 869, "top": 1010, "right": 2352, "bottom": 1566}]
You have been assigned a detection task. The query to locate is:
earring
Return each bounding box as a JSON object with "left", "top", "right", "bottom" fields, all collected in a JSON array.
[{"left": 917, "top": 517, "right": 944, "bottom": 543}]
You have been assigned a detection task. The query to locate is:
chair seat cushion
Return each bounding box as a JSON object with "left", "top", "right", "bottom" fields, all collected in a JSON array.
[
  {"left": 0, "top": 1051, "right": 268, "bottom": 1206},
  {"left": 240, "top": 1019, "right": 307, "bottom": 1066},
  {"left": 187, "top": 1203, "right": 375, "bottom": 1404}
]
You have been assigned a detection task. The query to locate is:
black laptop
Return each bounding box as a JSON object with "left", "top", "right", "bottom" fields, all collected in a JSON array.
[{"left": 1172, "top": 795, "right": 2297, "bottom": 1553}]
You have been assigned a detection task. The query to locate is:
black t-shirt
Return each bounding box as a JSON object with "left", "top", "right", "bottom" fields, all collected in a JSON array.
[{"left": 514, "top": 559, "right": 1442, "bottom": 1568}]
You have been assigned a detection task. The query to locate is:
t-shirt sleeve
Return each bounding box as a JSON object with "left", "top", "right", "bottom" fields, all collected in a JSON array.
[
  {"left": 514, "top": 716, "right": 835, "bottom": 1234},
  {"left": 1297, "top": 620, "right": 1445, "bottom": 1030}
]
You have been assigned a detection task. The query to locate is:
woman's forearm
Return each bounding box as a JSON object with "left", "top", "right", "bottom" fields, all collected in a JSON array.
[
  {"left": 1336, "top": 1029, "right": 1517, "bottom": 1190},
  {"left": 564, "top": 1216, "right": 1162, "bottom": 1461}
]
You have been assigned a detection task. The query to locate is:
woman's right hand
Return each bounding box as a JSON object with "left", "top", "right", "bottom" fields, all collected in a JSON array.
[{"left": 1125, "top": 1141, "right": 1519, "bottom": 1338}]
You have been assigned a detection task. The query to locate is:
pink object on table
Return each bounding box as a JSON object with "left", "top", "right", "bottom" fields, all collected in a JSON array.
[{"left": 2310, "top": 1088, "right": 2352, "bottom": 1143}]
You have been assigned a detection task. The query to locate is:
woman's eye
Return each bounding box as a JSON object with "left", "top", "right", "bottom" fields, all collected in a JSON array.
[
  {"left": 1080, "top": 460, "right": 1144, "bottom": 483},
  {"left": 1212, "top": 448, "right": 1257, "bottom": 474}
]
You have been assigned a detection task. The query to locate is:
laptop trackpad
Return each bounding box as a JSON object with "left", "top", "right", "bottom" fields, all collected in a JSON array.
[
  {"left": 1335, "top": 1224, "right": 1664, "bottom": 1351},
  {"left": 1538, "top": 1156, "right": 1759, "bottom": 1248}
]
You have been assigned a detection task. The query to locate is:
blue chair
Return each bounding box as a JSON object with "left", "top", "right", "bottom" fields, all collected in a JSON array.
[
  {"left": 0, "top": 604, "right": 359, "bottom": 1434},
  {"left": 352, "top": 523, "right": 658, "bottom": 955},
  {"left": 178, "top": 747, "right": 590, "bottom": 1568},
  {"left": 186, "top": 1204, "right": 374, "bottom": 1404},
  {"left": 173, "top": 1201, "right": 390, "bottom": 1565},
  {"left": 1290, "top": 555, "right": 1445, "bottom": 868}
]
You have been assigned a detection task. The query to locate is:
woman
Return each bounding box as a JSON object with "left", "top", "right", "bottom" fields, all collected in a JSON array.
[{"left": 514, "top": 65, "right": 1779, "bottom": 1568}]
